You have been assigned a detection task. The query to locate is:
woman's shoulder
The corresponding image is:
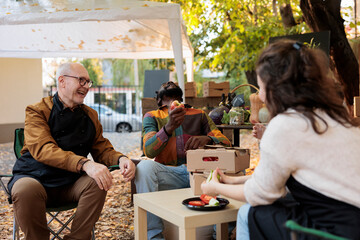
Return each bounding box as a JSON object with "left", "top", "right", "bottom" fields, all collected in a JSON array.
[
  {"left": 260, "top": 110, "right": 309, "bottom": 148},
  {"left": 268, "top": 109, "right": 308, "bottom": 131}
]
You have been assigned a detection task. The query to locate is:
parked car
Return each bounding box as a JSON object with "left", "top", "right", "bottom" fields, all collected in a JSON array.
[{"left": 88, "top": 104, "right": 142, "bottom": 133}]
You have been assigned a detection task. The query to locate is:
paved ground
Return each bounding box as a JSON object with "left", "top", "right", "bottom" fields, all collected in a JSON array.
[{"left": 0, "top": 131, "right": 142, "bottom": 175}]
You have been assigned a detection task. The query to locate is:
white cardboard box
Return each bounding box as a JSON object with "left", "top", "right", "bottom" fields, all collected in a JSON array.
[{"left": 187, "top": 148, "right": 250, "bottom": 173}]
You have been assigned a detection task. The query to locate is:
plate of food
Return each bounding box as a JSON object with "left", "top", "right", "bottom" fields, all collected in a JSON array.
[{"left": 182, "top": 194, "right": 229, "bottom": 211}]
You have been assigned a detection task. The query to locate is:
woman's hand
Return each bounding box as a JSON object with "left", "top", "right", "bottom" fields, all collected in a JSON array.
[
  {"left": 201, "top": 180, "right": 218, "bottom": 197},
  {"left": 210, "top": 168, "right": 251, "bottom": 185},
  {"left": 216, "top": 168, "right": 231, "bottom": 184},
  {"left": 201, "top": 168, "right": 221, "bottom": 196},
  {"left": 252, "top": 123, "right": 266, "bottom": 140}
]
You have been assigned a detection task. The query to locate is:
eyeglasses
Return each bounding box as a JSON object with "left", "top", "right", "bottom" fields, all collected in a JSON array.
[{"left": 63, "top": 75, "right": 93, "bottom": 88}]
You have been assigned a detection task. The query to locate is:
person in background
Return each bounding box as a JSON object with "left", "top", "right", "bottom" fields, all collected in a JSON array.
[
  {"left": 8, "top": 62, "right": 136, "bottom": 240},
  {"left": 136, "top": 81, "right": 231, "bottom": 239},
  {"left": 201, "top": 39, "right": 360, "bottom": 240}
]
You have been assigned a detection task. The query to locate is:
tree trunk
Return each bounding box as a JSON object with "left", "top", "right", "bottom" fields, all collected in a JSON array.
[
  {"left": 280, "top": 4, "right": 297, "bottom": 28},
  {"left": 245, "top": 70, "right": 258, "bottom": 93},
  {"left": 300, "top": 0, "right": 359, "bottom": 105}
]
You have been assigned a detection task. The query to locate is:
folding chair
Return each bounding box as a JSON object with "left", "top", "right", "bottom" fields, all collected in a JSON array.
[
  {"left": 0, "top": 128, "right": 96, "bottom": 240},
  {"left": 285, "top": 220, "right": 350, "bottom": 240}
]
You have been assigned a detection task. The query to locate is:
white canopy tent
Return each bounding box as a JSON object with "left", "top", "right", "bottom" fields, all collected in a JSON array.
[{"left": 0, "top": 0, "right": 194, "bottom": 91}]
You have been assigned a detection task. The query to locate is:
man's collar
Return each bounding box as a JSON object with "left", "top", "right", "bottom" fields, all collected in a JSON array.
[{"left": 57, "top": 93, "right": 81, "bottom": 112}]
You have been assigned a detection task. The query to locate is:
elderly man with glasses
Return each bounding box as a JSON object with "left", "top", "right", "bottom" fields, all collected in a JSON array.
[{"left": 8, "top": 62, "right": 136, "bottom": 240}]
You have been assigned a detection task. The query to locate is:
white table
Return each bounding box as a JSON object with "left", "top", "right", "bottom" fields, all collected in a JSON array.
[{"left": 134, "top": 188, "right": 245, "bottom": 240}]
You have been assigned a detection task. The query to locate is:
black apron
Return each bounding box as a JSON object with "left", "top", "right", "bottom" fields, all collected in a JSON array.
[
  {"left": 8, "top": 93, "right": 96, "bottom": 192},
  {"left": 248, "top": 176, "right": 360, "bottom": 240}
]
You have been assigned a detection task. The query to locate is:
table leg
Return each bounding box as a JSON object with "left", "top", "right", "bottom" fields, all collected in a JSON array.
[
  {"left": 134, "top": 205, "right": 147, "bottom": 240},
  {"left": 233, "top": 129, "right": 240, "bottom": 147},
  {"left": 216, "top": 223, "right": 228, "bottom": 240},
  {"left": 179, "top": 227, "right": 196, "bottom": 240}
]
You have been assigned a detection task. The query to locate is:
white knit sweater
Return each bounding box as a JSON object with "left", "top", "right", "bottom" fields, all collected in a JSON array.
[{"left": 244, "top": 109, "right": 360, "bottom": 209}]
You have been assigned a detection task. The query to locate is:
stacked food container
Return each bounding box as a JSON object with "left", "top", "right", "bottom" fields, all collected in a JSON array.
[{"left": 187, "top": 146, "right": 250, "bottom": 195}]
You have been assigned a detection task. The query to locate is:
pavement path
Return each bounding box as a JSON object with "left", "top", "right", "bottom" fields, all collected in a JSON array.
[{"left": 0, "top": 131, "right": 142, "bottom": 175}]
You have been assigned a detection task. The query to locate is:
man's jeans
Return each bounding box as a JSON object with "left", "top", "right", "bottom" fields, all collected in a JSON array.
[{"left": 135, "top": 160, "right": 190, "bottom": 240}]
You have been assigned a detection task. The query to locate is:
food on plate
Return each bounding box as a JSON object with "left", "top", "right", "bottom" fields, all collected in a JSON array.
[
  {"left": 186, "top": 195, "right": 221, "bottom": 208},
  {"left": 188, "top": 200, "right": 205, "bottom": 206},
  {"left": 170, "top": 100, "right": 185, "bottom": 110},
  {"left": 200, "top": 194, "right": 217, "bottom": 204},
  {"left": 208, "top": 198, "right": 220, "bottom": 206}
]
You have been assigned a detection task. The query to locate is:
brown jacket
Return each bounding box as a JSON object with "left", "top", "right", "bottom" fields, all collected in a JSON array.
[{"left": 21, "top": 96, "right": 123, "bottom": 173}]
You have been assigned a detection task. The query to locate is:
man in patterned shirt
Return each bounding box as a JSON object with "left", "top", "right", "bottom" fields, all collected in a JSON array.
[{"left": 135, "top": 81, "right": 231, "bottom": 239}]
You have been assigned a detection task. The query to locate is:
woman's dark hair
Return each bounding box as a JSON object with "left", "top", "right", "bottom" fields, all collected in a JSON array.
[
  {"left": 155, "top": 81, "right": 183, "bottom": 106},
  {"left": 256, "top": 39, "right": 358, "bottom": 134}
]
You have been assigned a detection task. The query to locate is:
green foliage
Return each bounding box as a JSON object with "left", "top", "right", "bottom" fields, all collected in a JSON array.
[
  {"left": 80, "top": 59, "right": 103, "bottom": 86},
  {"left": 78, "top": 1, "right": 312, "bottom": 92},
  {"left": 111, "top": 59, "right": 134, "bottom": 86},
  {"left": 110, "top": 59, "right": 156, "bottom": 86},
  {"left": 340, "top": 4, "right": 358, "bottom": 38},
  {"left": 79, "top": 59, "right": 158, "bottom": 87},
  {"left": 152, "top": 0, "right": 309, "bottom": 82},
  {"left": 213, "top": 18, "right": 308, "bottom": 74},
  {"left": 138, "top": 60, "right": 158, "bottom": 86},
  {"left": 221, "top": 110, "right": 230, "bottom": 124},
  {"left": 303, "top": 38, "right": 320, "bottom": 49}
]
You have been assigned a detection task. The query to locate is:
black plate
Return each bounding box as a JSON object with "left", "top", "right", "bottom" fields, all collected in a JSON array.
[{"left": 182, "top": 197, "right": 229, "bottom": 211}]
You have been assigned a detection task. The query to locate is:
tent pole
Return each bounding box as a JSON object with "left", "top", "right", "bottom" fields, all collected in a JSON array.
[
  {"left": 168, "top": 18, "right": 185, "bottom": 103},
  {"left": 134, "top": 59, "right": 140, "bottom": 116},
  {"left": 185, "top": 57, "right": 193, "bottom": 82}
]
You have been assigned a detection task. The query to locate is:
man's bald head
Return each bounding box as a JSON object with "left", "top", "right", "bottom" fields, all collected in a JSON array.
[{"left": 56, "top": 62, "right": 85, "bottom": 86}]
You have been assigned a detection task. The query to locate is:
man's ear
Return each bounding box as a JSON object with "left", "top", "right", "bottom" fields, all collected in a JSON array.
[{"left": 58, "top": 76, "right": 65, "bottom": 88}]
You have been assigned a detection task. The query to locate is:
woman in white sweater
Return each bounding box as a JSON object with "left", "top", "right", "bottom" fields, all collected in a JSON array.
[{"left": 201, "top": 39, "right": 360, "bottom": 240}]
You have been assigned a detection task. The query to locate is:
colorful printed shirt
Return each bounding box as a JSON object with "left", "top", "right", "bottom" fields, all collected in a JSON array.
[{"left": 142, "top": 106, "right": 231, "bottom": 166}]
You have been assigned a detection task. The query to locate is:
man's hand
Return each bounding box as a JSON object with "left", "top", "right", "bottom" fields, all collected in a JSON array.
[
  {"left": 165, "top": 107, "right": 186, "bottom": 134},
  {"left": 185, "top": 136, "right": 212, "bottom": 150},
  {"left": 119, "top": 157, "right": 136, "bottom": 182},
  {"left": 82, "top": 161, "right": 113, "bottom": 191}
]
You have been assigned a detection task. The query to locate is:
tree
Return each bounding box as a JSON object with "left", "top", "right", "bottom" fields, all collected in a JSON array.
[
  {"left": 153, "top": 0, "right": 358, "bottom": 105},
  {"left": 80, "top": 59, "right": 104, "bottom": 86},
  {"left": 111, "top": 59, "right": 134, "bottom": 86},
  {"left": 111, "top": 59, "right": 156, "bottom": 86},
  {"left": 153, "top": 0, "right": 307, "bottom": 92},
  {"left": 300, "top": 0, "right": 359, "bottom": 105}
]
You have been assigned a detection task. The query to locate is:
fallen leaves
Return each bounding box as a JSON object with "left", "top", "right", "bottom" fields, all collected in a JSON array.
[{"left": 0, "top": 131, "right": 260, "bottom": 239}]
